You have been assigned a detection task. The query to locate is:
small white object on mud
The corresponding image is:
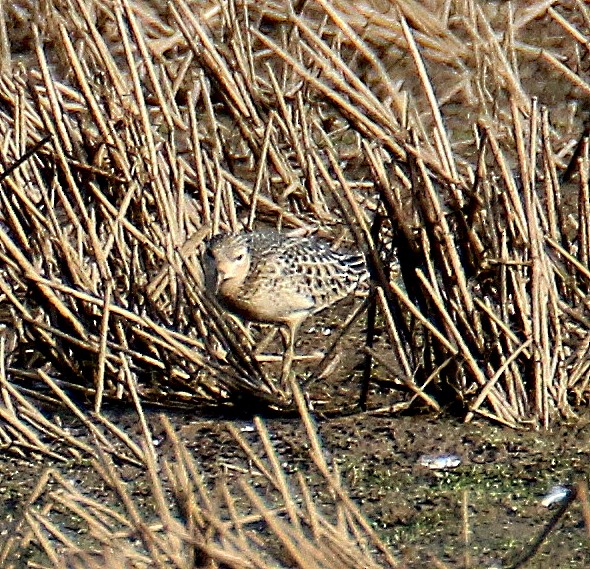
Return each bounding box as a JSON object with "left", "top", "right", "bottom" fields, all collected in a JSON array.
[
  {"left": 540, "top": 484, "right": 571, "bottom": 507},
  {"left": 418, "top": 453, "right": 462, "bottom": 470}
]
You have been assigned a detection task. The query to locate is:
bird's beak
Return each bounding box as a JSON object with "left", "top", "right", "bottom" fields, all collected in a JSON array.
[{"left": 215, "top": 271, "right": 226, "bottom": 292}]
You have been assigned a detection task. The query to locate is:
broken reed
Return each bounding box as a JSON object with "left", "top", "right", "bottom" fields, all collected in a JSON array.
[
  {"left": 0, "top": 380, "right": 401, "bottom": 569},
  {"left": 3, "top": 375, "right": 590, "bottom": 568},
  {"left": 0, "top": 0, "right": 586, "bottom": 426}
]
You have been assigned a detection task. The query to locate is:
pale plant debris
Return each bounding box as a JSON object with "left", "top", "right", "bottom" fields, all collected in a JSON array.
[
  {"left": 0, "top": 384, "right": 404, "bottom": 569},
  {"left": 0, "top": 0, "right": 585, "bottom": 458}
]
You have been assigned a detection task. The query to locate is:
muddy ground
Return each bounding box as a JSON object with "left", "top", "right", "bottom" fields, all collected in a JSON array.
[
  {"left": 1, "top": 302, "right": 589, "bottom": 568},
  {"left": 1, "top": 404, "right": 589, "bottom": 567}
]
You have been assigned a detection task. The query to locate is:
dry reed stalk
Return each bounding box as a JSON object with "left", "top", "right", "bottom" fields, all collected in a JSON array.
[
  {"left": 0, "top": 0, "right": 585, "bottom": 445},
  {"left": 578, "top": 481, "right": 590, "bottom": 540},
  {"left": 3, "top": 394, "right": 410, "bottom": 568}
]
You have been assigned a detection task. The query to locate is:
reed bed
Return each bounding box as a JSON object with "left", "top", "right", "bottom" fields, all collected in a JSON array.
[
  {"left": 0, "top": 0, "right": 589, "bottom": 564},
  {"left": 0, "top": 380, "right": 405, "bottom": 569},
  {"left": 0, "top": 0, "right": 590, "bottom": 569},
  {"left": 0, "top": 0, "right": 587, "bottom": 438}
]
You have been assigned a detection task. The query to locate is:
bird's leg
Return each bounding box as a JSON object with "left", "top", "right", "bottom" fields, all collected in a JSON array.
[{"left": 279, "top": 321, "right": 299, "bottom": 392}]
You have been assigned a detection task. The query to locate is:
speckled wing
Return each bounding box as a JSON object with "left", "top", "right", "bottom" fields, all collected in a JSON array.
[{"left": 245, "top": 235, "right": 368, "bottom": 315}]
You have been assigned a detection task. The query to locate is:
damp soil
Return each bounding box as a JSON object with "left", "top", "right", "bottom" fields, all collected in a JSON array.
[
  {"left": 2, "top": 405, "right": 589, "bottom": 568},
  {"left": 169, "top": 411, "right": 590, "bottom": 569},
  {"left": 2, "top": 305, "right": 589, "bottom": 568}
]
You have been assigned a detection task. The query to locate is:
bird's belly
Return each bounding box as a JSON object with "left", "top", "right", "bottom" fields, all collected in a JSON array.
[{"left": 220, "top": 288, "right": 314, "bottom": 324}]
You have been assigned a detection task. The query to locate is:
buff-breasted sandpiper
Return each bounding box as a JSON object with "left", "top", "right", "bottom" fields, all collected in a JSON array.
[{"left": 203, "top": 230, "right": 369, "bottom": 386}]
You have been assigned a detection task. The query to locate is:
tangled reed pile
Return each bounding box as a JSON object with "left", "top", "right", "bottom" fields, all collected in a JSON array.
[
  {"left": 0, "top": 0, "right": 589, "bottom": 567},
  {"left": 0, "top": 0, "right": 588, "bottom": 426}
]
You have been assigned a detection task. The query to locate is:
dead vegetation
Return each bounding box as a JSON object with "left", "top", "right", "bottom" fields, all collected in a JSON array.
[
  {"left": 0, "top": 0, "right": 589, "bottom": 565},
  {"left": 0, "top": 382, "right": 407, "bottom": 569},
  {"left": 2, "top": 380, "right": 590, "bottom": 569},
  {"left": 10, "top": 0, "right": 590, "bottom": 428},
  {"left": 0, "top": 0, "right": 588, "bottom": 427}
]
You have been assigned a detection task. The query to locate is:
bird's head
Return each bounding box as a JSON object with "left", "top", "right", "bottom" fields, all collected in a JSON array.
[{"left": 203, "top": 234, "right": 251, "bottom": 296}]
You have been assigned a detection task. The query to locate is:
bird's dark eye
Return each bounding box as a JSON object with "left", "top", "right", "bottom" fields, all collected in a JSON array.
[{"left": 235, "top": 253, "right": 245, "bottom": 262}]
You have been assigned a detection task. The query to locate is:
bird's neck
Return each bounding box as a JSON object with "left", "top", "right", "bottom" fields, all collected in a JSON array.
[{"left": 219, "top": 276, "right": 244, "bottom": 299}]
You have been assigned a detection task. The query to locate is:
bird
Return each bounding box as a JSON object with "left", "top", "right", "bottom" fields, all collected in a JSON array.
[{"left": 202, "top": 230, "right": 369, "bottom": 388}]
